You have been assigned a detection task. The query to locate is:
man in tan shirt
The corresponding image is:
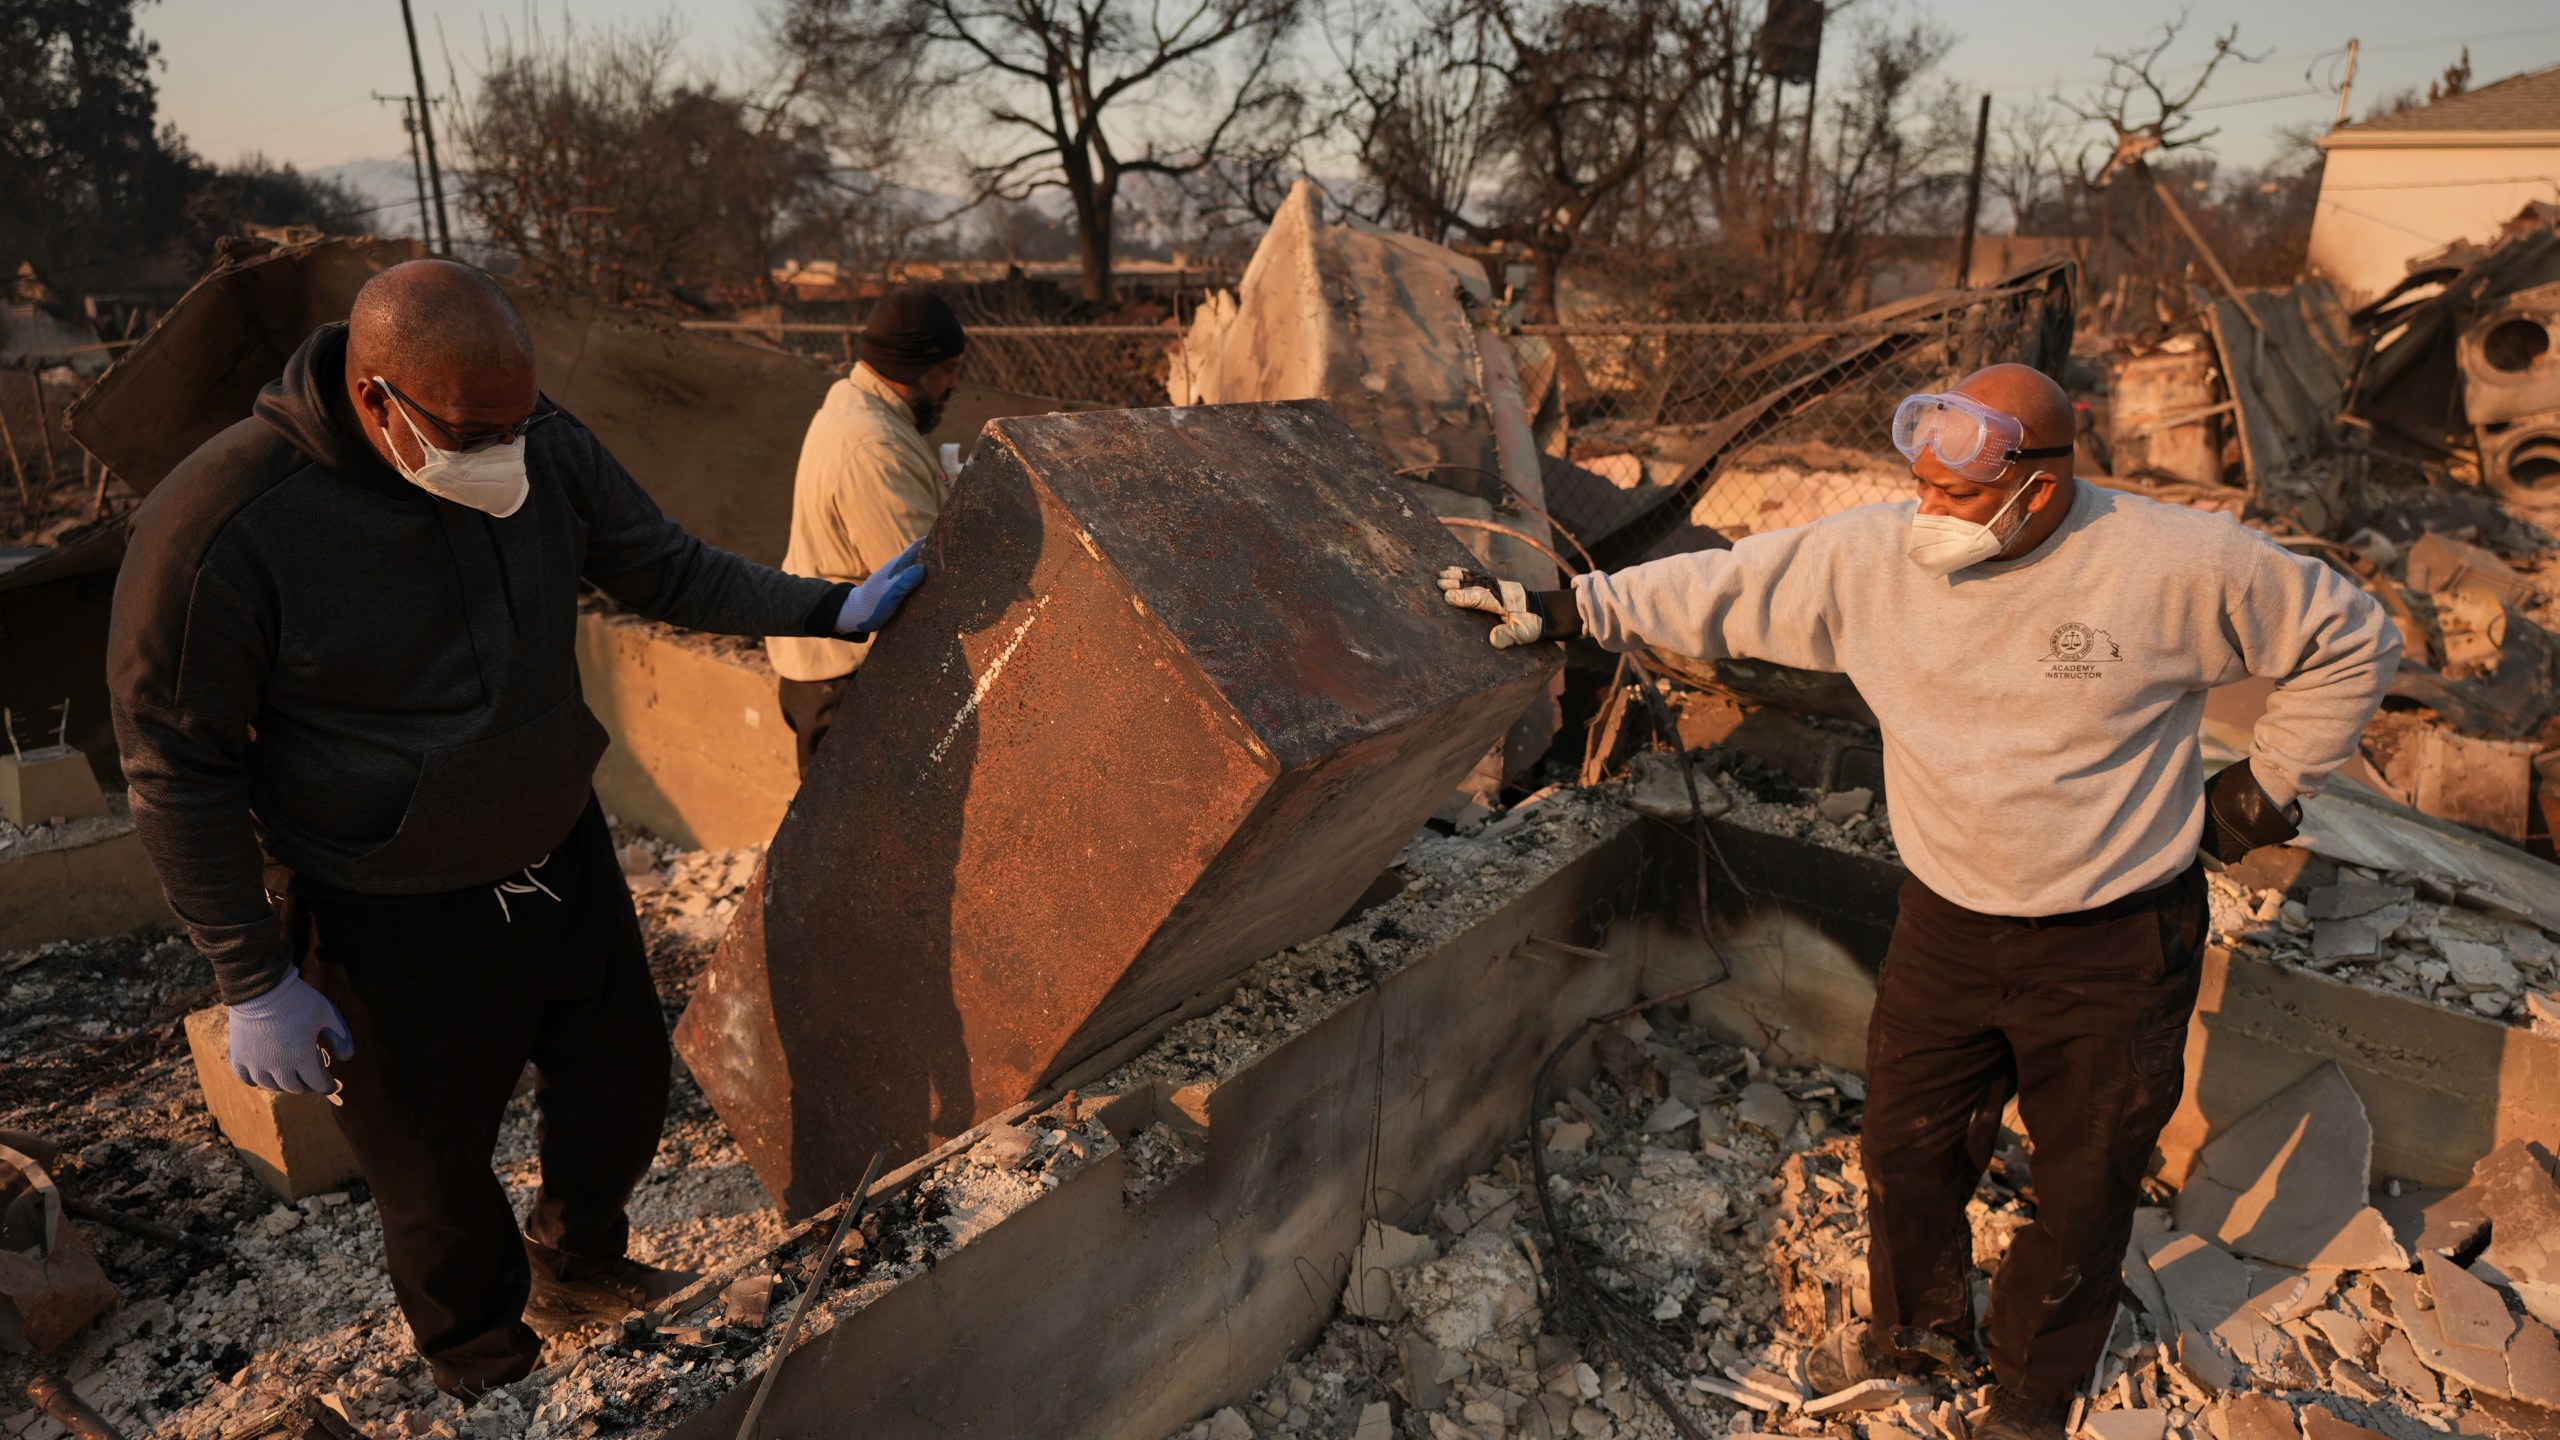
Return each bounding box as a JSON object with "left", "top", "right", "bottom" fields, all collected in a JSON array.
[{"left": 768, "top": 289, "right": 969, "bottom": 772}]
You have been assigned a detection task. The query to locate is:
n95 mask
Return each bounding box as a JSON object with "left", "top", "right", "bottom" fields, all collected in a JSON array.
[
  {"left": 374, "top": 377, "right": 532, "bottom": 518},
  {"left": 1907, "top": 473, "right": 2041, "bottom": 577}
]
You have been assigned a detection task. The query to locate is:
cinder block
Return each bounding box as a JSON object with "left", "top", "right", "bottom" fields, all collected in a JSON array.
[
  {"left": 677, "top": 400, "right": 1559, "bottom": 1214},
  {"left": 182, "top": 1008, "right": 363, "bottom": 1201},
  {"left": 0, "top": 745, "right": 107, "bottom": 826}
]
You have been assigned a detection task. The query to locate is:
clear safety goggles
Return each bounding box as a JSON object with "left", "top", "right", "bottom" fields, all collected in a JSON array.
[{"left": 1891, "top": 392, "right": 2073, "bottom": 484}]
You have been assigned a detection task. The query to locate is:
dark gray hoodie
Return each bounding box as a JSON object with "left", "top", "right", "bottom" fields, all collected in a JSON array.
[{"left": 109, "top": 323, "right": 846, "bottom": 1001}]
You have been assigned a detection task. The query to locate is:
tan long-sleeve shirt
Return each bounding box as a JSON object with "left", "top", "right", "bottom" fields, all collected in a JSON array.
[
  {"left": 766, "top": 363, "right": 948, "bottom": 682},
  {"left": 1572, "top": 480, "right": 2401, "bottom": 918}
]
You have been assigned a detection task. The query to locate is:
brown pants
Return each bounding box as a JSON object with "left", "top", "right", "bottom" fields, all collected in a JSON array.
[
  {"left": 1861, "top": 863, "right": 2205, "bottom": 1404},
  {"left": 778, "top": 673, "right": 853, "bottom": 777}
]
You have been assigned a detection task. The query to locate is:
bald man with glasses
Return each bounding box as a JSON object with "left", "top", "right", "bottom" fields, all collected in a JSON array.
[
  {"left": 109, "top": 260, "right": 925, "bottom": 1396},
  {"left": 1441, "top": 364, "right": 2400, "bottom": 1438}
]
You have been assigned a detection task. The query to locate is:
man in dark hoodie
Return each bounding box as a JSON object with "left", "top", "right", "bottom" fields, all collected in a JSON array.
[{"left": 108, "top": 260, "right": 926, "bottom": 1396}]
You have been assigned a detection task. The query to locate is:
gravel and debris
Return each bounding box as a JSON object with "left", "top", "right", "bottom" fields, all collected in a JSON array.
[
  {"left": 0, "top": 832, "right": 786, "bottom": 1440},
  {"left": 2206, "top": 859, "right": 2560, "bottom": 1029},
  {"left": 1161, "top": 1018, "right": 1881, "bottom": 1440},
  {"left": 1101, "top": 790, "right": 1629, "bottom": 1095},
  {"left": 1169, "top": 1006, "right": 2557, "bottom": 1440}
]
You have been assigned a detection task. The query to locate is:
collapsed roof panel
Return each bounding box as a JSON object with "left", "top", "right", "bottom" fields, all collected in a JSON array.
[{"left": 675, "top": 400, "right": 1561, "bottom": 1215}]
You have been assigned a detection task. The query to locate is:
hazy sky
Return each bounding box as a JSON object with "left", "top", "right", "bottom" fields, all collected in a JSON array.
[{"left": 149, "top": 0, "right": 2560, "bottom": 186}]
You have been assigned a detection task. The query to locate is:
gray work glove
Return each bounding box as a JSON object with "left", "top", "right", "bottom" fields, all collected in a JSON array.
[
  {"left": 227, "top": 970, "right": 354, "bottom": 1094},
  {"left": 1438, "top": 567, "right": 1578, "bottom": 648}
]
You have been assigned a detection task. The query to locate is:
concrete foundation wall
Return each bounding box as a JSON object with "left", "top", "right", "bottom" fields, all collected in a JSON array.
[
  {"left": 576, "top": 611, "right": 798, "bottom": 852},
  {"left": 1625, "top": 815, "right": 2557, "bottom": 1190},
  {"left": 0, "top": 811, "right": 171, "bottom": 951},
  {"left": 661, "top": 816, "right": 1647, "bottom": 1440}
]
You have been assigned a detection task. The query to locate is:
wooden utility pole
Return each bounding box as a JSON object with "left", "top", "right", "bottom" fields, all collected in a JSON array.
[
  {"left": 375, "top": 92, "right": 434, "bottom": 245},
  {"left": 397, "top": 0, "right": 453, "bottom": 254},
  {"left": 1955, "top": 94, "right": 1991, "bottom": 289}
]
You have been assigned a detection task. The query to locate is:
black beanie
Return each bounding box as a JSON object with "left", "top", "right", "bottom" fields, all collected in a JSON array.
[{"left": 857, "top": 288, "right": 968, "bottom": 383}]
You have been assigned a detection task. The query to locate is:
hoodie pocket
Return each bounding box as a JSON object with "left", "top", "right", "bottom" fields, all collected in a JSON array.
[{"left": 333, "top": 691, "right": 610, "bottom": 894}]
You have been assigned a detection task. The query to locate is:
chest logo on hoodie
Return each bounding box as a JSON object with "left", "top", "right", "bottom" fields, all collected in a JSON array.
[{"left": 2040, "top": 621, "right": 2122, "bottom": 679}]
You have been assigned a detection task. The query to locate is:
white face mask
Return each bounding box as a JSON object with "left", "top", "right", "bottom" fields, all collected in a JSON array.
[
  {"left": 373, "top": 377, "right": 532, "bottom": 518},
  {"left": 1907, "top": 472, "right": 2045, "bottom": 577}
]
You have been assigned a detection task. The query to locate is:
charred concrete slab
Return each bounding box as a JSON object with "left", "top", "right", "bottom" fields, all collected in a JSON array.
[{"left": 677, "top": 400, "right": 1560, "bottom": 1213}]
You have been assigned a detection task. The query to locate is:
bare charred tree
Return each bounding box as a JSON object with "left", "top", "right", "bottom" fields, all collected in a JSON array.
[
  {"left": 2057, "top": 15, "right": 2264, "bottom": 329},
  {"left": 890, "top": 0, "right": 1307, "bottom": 304},
  {"left": 1331, "top": 1, "right": 1502, "bottom": 246},
  {"left": 1342, "top": 0, "right": 1721, "bottom": 319},
  {"left": 453, "top": 9, "right": 926, "bottom": 309}
]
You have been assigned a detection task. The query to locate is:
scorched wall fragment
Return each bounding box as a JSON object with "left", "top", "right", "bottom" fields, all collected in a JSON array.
[{"left": 676, "top": 400, "right": 1560, "bottom": 1214}]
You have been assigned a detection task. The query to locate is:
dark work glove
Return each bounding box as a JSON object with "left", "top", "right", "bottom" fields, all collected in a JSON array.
[{"left": 2200, "top": 761, "right": 2301, "bottom": 868}]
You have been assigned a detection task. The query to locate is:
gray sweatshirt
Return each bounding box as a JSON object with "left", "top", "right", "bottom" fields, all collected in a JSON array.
[{"left": 1573, "top": 480, "right": 2402, "bottom": 917}]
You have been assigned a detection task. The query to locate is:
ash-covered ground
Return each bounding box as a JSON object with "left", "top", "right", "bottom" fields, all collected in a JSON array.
[{"left": 0, "top": 837, "right": 781, "bottom": 1440}]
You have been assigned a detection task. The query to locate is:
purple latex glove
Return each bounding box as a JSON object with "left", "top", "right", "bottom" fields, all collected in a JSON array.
[{"left": 227, "top": 971, "right": 353, "bottom": 1094}]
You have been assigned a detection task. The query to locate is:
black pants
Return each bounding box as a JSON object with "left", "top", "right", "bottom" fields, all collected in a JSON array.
[
  {"left": 778, "top": 673, "right": 853, "bottom": 777},
  {"left": 287, "top": 797, "right": 670, "bottom": 1394},
  {"left": 1861, "top": 863, "right": 2205, "bottom": 1405}
]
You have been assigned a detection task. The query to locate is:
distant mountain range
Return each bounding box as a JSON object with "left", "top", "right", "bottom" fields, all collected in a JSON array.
[{"left": 313, "top": 157, "right": 438, "bottom": 242}]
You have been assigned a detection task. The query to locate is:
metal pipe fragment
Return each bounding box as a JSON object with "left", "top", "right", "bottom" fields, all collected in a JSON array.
[{"left": 26, "top": 1372, "right": 125, "bottom": 1440}]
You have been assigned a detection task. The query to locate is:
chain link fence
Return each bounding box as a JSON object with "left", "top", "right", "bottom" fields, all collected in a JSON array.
[
  {"left": 686, "top": 279, "right": 2066, "bottom": 566},
  {"left": 681, "top": 321, "right": 1181, "bottom": 410}
]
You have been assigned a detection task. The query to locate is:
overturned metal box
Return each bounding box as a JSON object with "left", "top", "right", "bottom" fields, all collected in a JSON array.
[{"left": 676, "top": 400, "right": 1557, "bottom": 1213}]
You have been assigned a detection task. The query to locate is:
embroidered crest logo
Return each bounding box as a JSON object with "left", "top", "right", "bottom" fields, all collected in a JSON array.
[{"left": 2040, "top": 622, "right": 2121, "bottom": 678}]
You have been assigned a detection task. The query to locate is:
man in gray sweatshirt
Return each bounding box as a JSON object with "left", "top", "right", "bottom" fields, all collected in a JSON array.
[
  {"left": 109, "top": 260, "right": 924, "bottom": 1395},
  {"left": 1442, "top": 364, "right": 2399, "bottom": 1438}
]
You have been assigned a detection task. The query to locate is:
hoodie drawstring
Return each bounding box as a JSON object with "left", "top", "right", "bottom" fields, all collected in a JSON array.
[{"left": 493, "top": 853, "right": 561, "bottom": 922}]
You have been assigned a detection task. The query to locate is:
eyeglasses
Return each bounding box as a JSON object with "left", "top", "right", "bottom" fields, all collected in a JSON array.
[
  {"left": 370, "top": 375, "right": 558, "bottom": 454},
  {"left": 1891, "top": 392, "right": 2073, "bottom": 484}
]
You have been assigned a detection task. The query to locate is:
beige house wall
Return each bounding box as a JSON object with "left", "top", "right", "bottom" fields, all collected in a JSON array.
[{"left": 2308, "top": 137, "right": 2560, "bottom": 306}]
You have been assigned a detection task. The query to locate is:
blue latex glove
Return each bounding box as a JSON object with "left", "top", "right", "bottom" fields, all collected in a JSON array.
[
  {"left": 835, "top": 537, "right": 928, "bottom": 635},
  {"left": 227, "top": 971, "right": 354, "bottom": 1094}
]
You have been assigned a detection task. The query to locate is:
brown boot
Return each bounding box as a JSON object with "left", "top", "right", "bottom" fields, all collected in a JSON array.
[
  {"left": 1970, "top": 1386, "right": 2070, "bottom": 1440},
  {"left": 523, "top": 1256, "right": 700, "bottom": 1337}
]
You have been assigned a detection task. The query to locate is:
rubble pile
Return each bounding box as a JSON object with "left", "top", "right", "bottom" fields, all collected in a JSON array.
[
  {"left": 1164, "top": 1016, "right": 1879, "bottom": 1440},
  {"left": 1185, "top": 1023, "right": 2560, "bottom": 1440},
  {"left": 2206, "top": 862, "right": 2560, "bottom": 1028},
  {"left": 0, "top": 837, "right": 792, "bottom": 1440},
  {"left": 1105, "top": 791, "right": 1627, "bottom": 1094}
]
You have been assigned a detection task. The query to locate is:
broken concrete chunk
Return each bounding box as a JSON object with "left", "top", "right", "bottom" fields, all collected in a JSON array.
[
  {"left": 1800, "top": 1379, "right": 1899, "bottom": 1418},
  {"left": 2427, "top": 1251, "right": 2519, "bottom": 1353},
  {"left": 1545, "top": 1120, "right": 1592, "bottom": 1155},
  {"left": 2441, "top": 938, "right": 2522, "bottom": 991},
  {"left": 2373, "top": 1329, "right": 2440, "bottom": 1402},
  {"left": 1815, "top": 788, "right": 1874, "bottom": 823},
  {"left": 2215, "top": 1394, "right": 2299, "bottom": 1440},
  {"left": 2084, "top": 1409, "right": 2170, "bottom": 1440},
  {"left": 2528, "top": 990, "right": 2560, "bottom": 1037},
  {"left": 2508, "top": 1315, "right": 2560, "bottom": 1408},
  {"left": 2148, "top": 1233, "right": 2253, "bottom": 1334},
  {"left": 973, "top": 1125, "right": 1037, "bottom": 1168},
  {"left": 720, "top": 1273, "right": 775, "bottom": 1328},
  {"left": 2307, "top": 881, "right": 2415, "bottom": 920},
  {"left": 2297, "top": 1405, "right": 2392, "bottom": 1440},
  {"left": 1626, "top": 750, "right": 1732, "bottom": 822},
  {"left": 2305, "top": 1308, "right": 2375, "bottom": 1367},
  {"left": 1734, "top": 1082, "right": 1797, "bottom": 1137},
  {"left": 1640, "top": 1099, "right": 1698, "bottom": 1134},
  {"left": 2175, "top": 1325, "right": 2238, "bottom": 1395},
  {"left": 2311, "top": 919, "right": 2380, "bottom": 962},
  {"left": 2375, "top": 1182, "right": 2493, "bottom": 1263},
  {"left": 1353, "top": 1401, "right": 1393, "bottom": 1440},
  {"left": 2474, "top": 1140, "right": 2560, "bottom": 1329},
  {"left": 2171, "top": 1062, "right": 2408, "bottom": 1271},
  {"left": 1342, "top": 1221, "right": 1438, "bottom": 1322},
  {"left": 1205, "top": 1406, "right": 1254, "bottom": 1440}
]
